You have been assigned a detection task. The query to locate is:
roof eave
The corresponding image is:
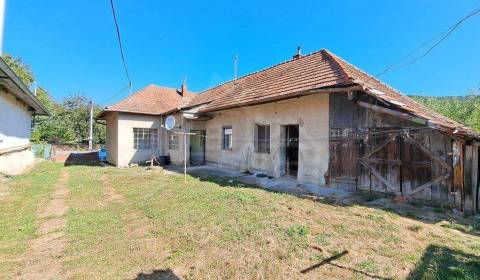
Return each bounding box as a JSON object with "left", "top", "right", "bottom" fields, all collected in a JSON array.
[{"left": 0, "top": 57, "right": 50, "bottom": 116}]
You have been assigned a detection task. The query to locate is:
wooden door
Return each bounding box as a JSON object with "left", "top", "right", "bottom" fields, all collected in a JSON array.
[
  {"left": 359, "top": 132, "right": 401, "bottom": 195},
  {"left": 328, "top": 129, "right": 359, "bottom": 190}
]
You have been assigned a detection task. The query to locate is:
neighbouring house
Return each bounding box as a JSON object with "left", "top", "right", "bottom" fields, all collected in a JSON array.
[
  {"left": 98, "top": 49, "right": 480, "bottom": 213},
  {"left": 97, "top": 84, "right": 195, "bottom": 167},
  {"left": 0, "top": 57, "right": 50, "bottom": 175}
]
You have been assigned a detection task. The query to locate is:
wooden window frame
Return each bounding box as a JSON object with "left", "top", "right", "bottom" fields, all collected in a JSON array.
[
  {"left": 222, "top": 126, "right": 233, "bottom": 150},
  {"left": 133, "top": 128, "right": 158, "bottom": 150},
  {"left": 255, "top": 124, "right": 270, "bottom": 154},
  {"left": 168, "top": 131, "right": 178, "bottom": 150}
]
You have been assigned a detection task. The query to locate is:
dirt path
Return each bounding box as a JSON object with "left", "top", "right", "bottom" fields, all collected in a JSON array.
[
  {"left": 18, "top": 170, "right": 70, "bottom": 280},
  {"left": 99, "top": 174, "right": 177, "bottom": 278}
]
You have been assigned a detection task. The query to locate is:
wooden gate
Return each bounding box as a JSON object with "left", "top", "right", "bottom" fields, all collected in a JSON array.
[
  {"left": 357, "top": 129, "right": 452, "bottom": 199},
  {"left": 328, "top": 129, "right": 359, "bottom": 190},
  {"left": 358, "top": 132, "right": 401, "bottom": 195}
]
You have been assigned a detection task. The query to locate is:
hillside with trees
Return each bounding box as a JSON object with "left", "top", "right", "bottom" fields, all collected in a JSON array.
[{"left": 411, "top": 91, "right": 480, "bottom": 132}]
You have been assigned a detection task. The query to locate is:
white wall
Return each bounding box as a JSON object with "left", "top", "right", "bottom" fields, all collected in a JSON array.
[
  {"left": 105, "top": 112, "right": 119, "bottom": 165},
  {"left": 113, "top": 113, "right": 166, "bottom": 167},
  {"left": 199, "top": 94, "right": 330, "bottom": 185},
  {"left": 0, "top": 91, "right": 32, "bottom": 150},
  {"left": 0, "top": 90, "right": 35, "bottom": 175}
]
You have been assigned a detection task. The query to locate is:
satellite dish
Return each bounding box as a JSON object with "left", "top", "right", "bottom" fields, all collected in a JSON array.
[{"left": 165, "top": 115, "right": 175, "bottom": 130}]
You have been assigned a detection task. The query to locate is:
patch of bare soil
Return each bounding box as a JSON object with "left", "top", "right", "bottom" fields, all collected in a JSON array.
[
  {"left": 17, "top": 170, "right": 69, "bottom": 280},
  {"left": 100, "top": 175, "right": 126, "bottom": 204}
]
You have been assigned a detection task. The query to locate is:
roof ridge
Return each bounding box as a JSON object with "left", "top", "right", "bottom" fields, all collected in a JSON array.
[
  {"left": 320, "top": 49, "right": 352, "bottom": 83},
  {"left": 194, "top": 49, "right": 328, "bottom": 96},
  {"left": 107, "top": 84, "right": 178, "bottom": 109},
  {"left": 323, "top": 50, "right": 405, "bottom": 96},
  {"left": 324, "top": 50, "right": 472, "bottom": 129}
]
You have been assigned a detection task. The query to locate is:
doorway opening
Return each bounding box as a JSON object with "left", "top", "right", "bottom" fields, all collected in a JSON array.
[
  {"left": 285, "top": 125, "right": 299, "bottom": 177},
  {"left": 190, "top": 130, "right": 205, "bottom": 165}
]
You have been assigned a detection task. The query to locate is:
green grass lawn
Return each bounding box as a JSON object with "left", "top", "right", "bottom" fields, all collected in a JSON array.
[{"left": 1, "top": 162, "right": 480, "bottom": 279}]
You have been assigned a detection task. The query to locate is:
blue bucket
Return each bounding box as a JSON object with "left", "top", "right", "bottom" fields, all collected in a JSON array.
[{"left": 98, "top": 148, "right": 107, "bottom": 162}]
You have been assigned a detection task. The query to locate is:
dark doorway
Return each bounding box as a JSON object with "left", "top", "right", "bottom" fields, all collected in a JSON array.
[
  {"left": 190, "top": 130, "right": 205, "bottom": 165},
  {"left": 285, "top": 125, "right": 299, "bottom": 177}
]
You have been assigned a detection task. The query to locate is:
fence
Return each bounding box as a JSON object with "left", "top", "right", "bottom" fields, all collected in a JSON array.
[{"left": 31, "top": 144, "right": 52, "bottom": 160}]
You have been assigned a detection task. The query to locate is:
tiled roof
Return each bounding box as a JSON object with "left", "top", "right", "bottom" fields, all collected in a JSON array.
[
  {"left": 186, "top": 49, "right": 478, "bottom": 138},
  {"left": 97, "top": 84, "right": 195, "bottom": 118}
]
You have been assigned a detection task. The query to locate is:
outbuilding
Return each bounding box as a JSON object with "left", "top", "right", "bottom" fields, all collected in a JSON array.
[
  {"left": 99, "top": 49, "right": 480, "bottom": 213},
  {"left": 0, "top": 57, "right": 50, "bottom": 175}
]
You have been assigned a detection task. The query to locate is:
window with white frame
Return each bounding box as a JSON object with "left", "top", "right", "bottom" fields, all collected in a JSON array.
[
  {"left": 133, "top": 128, "right": 158, "bottom": 150},
  {"left": 168, "top": 131, "right": 178, "bottom": 150},
  {"left": 255, "top": 124, "right": 270, "bottom": 153},
  {"left": 222, "top": 126, "right": 232, "bottom": 150}
]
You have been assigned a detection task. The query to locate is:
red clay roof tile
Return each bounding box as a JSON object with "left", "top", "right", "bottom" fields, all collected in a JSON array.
[{"left": 97, "top": 84, "right": 195, "bottom": 118}]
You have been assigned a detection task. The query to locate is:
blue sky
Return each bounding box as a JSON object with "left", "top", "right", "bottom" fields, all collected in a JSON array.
[{"left": 4, "top": 1, "right": 480, "bottom": 105}]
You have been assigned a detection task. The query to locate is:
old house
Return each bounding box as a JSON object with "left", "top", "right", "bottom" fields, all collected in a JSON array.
[
  {"left": 0, "top": 57, "right": 50, "bottom": 175},
  {"left": 99, "top": 49, "right": 480, "bottom": 212},
  {"left": 97, "top": 84, "right": 195, "bottom": 167}
]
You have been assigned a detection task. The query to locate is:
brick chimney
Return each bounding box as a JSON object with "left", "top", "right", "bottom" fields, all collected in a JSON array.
[
  {"left": 180, "top": 82, "right": 187, "bottom": 97},
  {"left": 292, "top": 46, "right": 302, "bottom": 60}
]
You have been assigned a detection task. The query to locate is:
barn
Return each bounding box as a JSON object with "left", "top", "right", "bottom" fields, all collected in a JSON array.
[{"left": 99, "top": 49, "right": 480, "bottom": 213}]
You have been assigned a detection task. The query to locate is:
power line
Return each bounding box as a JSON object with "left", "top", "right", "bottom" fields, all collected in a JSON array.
[
  {"left": 109, "top": 0, "right": 132, "bottom": 87},
  {"left": 98, "top": 83, "right": 131, "bottom": 105},
  {"left": 375, "top": 6, "right": 480, "bottom": 78}
]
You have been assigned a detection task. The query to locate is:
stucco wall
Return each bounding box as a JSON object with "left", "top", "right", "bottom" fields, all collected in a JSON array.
[
  {"left": 105, "top": 112, "right": 119, "bottom": 165},
  {"left": 0, "top": 91, "right": 32, "bottom": 150},
  {"left": 167, "top": 113, "right": 185, "bottom": 165},
  {"left": 200, "top": 94, "right": 330, "bottom": 185},
  {"left": 0, "top": 149, "right": 35, "bottom": 176},
  {"left": 112, "top": 113, "right": 166, "bottom": 167}
]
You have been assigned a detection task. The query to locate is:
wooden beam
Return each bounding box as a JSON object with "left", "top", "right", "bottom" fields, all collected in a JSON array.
[
  {"left": 360, "top": 133, "right": 398, "bottom": 161},
  {"left": 410, "top": 174, "right": 450, "bottom": 194},
  {"left": 402, "top": 134, "right": 451, "bottom": 172},
  {"left": 359, "top": 161, "right": 401, "bottom": 195},
  {"left": 366, "top": 158, "right": 402, "bottom": 165},
  {"left": 464, "top": 145, "right": 478, "bottom": 214},
  {"left": 357, "top": 101, "right": 428, "bottom": 125}
]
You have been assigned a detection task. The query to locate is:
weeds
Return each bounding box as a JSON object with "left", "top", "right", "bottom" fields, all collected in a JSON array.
[{"left": 408, "top": 224, "right": 423, "bottom": 232}]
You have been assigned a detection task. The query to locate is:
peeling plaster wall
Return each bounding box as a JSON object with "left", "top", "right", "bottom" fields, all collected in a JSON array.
[{"left": 200, "top": 94, "right": 329, "bottom": 185}]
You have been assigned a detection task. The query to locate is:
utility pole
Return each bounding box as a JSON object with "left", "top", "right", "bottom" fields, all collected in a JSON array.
[{"left": 88, "top": 101, "right": 93, "bottom": 150}]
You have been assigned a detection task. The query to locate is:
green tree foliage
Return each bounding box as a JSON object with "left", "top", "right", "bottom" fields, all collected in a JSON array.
[
  {"left": 2, "top": 54, "right": 35, "bottom": 87},
  {"left": 2, "top": 53, "right": 106, "bottom": 145},
  {"left": 30, "top": 92, "right": 106, "bottom": 144},
  {"left": 411, "top": 89, "right": 480, "bottom": 132}
]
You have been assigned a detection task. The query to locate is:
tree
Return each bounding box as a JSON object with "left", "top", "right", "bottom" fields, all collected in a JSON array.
[
  {"left": 3, "top": 53, "right": 106, "bottom": 145},
  {"left": 2, "top": 54, "right": 35, "bottom": 87}
]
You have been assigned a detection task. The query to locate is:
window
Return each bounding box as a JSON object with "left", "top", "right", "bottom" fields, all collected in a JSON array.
[
  {"left": 133, "top": 128, "right": 158, "bottom": 150},
  {"left": 168, "top": 132, "right": 178, "bottom": 150},
  {"left": 255, "top": 124, "right": 270, "bottom": 153},
  {"left": 222, "top": 126, "right": 232, "bottom": 150}
]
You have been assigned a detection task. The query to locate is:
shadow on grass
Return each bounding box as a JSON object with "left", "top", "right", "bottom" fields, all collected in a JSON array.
[
  {"left": 182, "top": 167, "right": 480, "bottom": 237},
  {"left": 300, "top": 250, "right": 392, "bottom": 279},
  {"left": 133, "top": 268, "right": 180, "bottom": 280},
  {"left": 63, "top": 152, "right": 103, "bottom": 167},
  {"left": 408, "top": 245, "right": 480, "bottom": 279}
]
